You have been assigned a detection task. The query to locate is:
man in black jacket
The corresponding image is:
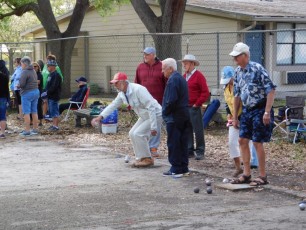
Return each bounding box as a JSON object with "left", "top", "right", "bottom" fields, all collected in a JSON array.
[
  {"left": 59, "top": 76, "right": 88, "bottom": 115},
  {"left": 41, "top": 60, "right": 61, "bottom": 131}
]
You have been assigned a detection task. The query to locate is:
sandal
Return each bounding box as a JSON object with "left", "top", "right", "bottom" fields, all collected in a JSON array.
[
  {"left": 249, "top": 176, "right": 269, "bottom": 186},
  {"left": 231, "top": 174, "right": 252, "bottom": 184}
]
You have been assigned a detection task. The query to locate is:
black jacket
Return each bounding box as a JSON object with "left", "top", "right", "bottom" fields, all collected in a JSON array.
[
  {"left": 46, "top": 70, "right": 61, "bottom": 101},
  {"left": 0, "top": 60, "right": 10, "bottom": 99}
]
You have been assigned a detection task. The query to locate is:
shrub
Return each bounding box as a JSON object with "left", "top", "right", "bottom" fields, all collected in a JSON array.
[{"left": 88, "top": 82, "right": 100, "bottom": 95}]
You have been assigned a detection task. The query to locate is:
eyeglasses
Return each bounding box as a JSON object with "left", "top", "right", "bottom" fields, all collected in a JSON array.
[{"left": 33, "top": 66, "right": 38, "bottom": 68}]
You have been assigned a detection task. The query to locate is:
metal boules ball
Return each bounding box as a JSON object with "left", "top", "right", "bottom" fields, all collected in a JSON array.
[
  {"left": 299, "top": 203, "right": 306, "bottom": 211},
  {"left": 193, "top": 187, "right": 200, "bottom": 193},
  {"left": 206, "top": 187, "right": 213, "bottom": 194},
  {"left": 205, "top": 179, "right": 211, "bottom": 186}
]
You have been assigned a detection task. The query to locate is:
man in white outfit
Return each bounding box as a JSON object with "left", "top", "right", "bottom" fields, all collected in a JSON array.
[{"left": 91, "top": 72, "right": 162, "bottom": 167}]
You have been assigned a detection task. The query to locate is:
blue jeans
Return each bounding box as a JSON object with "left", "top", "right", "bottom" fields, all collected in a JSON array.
[
  {"left": 250, "top": 144, "right": 259, "bottom": 166},
  {"left": 0, "top": 98, "right": 8, "bottom": 121},
  {"left": 48, "top": 99, "right": 59, "bottom": 118},
  {"left": 149, "top": 115, "right": 162, "bottom": 149},
  {"left": 21, "top": 89, "right": 39, "bottom": 114}
]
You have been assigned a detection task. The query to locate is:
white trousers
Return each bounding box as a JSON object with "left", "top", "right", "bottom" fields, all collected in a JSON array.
[
  {"left": 228, "top": 126, "right": 254, "bottom": 160},
  {"left": 129, "top": 116, "right": 162, "bottom": 159}
]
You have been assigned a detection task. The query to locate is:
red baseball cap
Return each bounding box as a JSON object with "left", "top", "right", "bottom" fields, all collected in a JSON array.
[{"left": 110, "top": 72, "right": 128, "bottom": 84}]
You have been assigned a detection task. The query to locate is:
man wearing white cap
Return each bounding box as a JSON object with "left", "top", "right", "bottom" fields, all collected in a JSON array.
[
  {"left": 229, "top": 42, "right": 276, "bottom": 186},
  {"left": 134, "top": 46, "right": 166, "bottom": 158},
  {"left": 220, "top": 66, "right": 259, "bottom": 178},
  {"left": 91, "top": 72, "right": 162, "bottom": 168},
  {"left": 182, "top": 54, "right": 210, "bottom": 160}
]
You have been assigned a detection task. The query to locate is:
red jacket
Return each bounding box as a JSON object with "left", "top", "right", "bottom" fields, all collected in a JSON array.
[
  {"left": 183, "top": 70, "right": 210, "bottom": 106},
  {"left": 134, "top": 59, "right": 167, "bottom": 105}
]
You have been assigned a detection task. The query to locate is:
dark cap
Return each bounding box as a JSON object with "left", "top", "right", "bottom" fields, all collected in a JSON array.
[{"left": 75, "top": 76, "right": 87, "bottom": 83}]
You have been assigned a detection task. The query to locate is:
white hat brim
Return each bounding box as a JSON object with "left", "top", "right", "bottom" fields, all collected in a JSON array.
[
  {"left": 220, "top": 78, "right": 231, "bottom": 85},
  {"left": 229, "top": 50, "right": 242, "bottom": 57},
  {"left": 181, "top": 59, "right": 200, "bottom": 66}
]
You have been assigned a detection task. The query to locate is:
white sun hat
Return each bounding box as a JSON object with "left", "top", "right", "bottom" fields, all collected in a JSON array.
[{"left": 181, "top": 54, "right": 200, "bottom": 66}]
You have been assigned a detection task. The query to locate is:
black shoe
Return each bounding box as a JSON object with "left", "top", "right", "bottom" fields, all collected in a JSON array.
[
  {"left": 194, "top": 154, "right": 204, "bottom": 160},
  {"left": 251, "top": 165, "right": 258, "bottom": 169}
]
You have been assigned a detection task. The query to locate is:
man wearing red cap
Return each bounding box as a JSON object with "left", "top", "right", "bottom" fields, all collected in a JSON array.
[{"left": 91, "top": 72, "right": 162, "bottom": 167}]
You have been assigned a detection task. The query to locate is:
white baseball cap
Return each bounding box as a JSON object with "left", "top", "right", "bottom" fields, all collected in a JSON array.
[{"left": 229, "top": 42, "right": 249, "bottom": 57}]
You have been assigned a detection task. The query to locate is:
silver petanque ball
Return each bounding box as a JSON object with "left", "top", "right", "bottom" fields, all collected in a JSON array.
[
  {"left": 299, "top": 203, "right": 306, "bottom": 211},
  {"left": 223, "top": 178, "right": 229, "bottom": 183}
]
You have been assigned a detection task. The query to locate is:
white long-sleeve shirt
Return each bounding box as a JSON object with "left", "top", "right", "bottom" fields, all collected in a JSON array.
[{"left": 100, "top": 82, "right": 162, "bottom": 131}]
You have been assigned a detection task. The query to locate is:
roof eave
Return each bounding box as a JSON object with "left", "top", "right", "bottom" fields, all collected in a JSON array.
[
  {"left": 253, "top": 16, "right": 306, "bottom": 23},
  {"left": 186, "top": 4, "right": 253, "bottom": 21}
]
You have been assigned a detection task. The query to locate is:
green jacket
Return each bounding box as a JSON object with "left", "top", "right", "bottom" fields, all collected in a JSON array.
[{"left": 42, "top": 65, "right": 64, "bottom": 89}]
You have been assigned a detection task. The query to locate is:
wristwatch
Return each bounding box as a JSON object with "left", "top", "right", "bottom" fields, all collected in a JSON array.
[{"left": 264, "top": 112, "right": 269, "bottom": 115}]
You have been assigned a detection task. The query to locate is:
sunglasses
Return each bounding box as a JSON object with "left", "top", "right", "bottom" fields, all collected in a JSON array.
[{"left": 33, "top": 66, "right": 38, "bottom": 67}]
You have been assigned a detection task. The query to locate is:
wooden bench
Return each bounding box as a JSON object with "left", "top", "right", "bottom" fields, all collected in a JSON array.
[{"left": 73, "top": 109, "right": 98, "bottom": 127}]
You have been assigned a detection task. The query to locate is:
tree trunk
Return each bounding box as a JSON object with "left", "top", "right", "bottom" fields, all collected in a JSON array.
[
  {"left": 35, "top": 0, "right": 89, "bottom": 97},
  {"left": 131, "top": 0, "right": 186, "bottom": 68},
  {"left": 46, "top": 38, "right": 77, "bottom": 98}
]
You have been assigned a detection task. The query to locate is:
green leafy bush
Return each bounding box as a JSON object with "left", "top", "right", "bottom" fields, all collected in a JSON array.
[{"left": 88, "top": 82, "right": 100, "bottom": 95}]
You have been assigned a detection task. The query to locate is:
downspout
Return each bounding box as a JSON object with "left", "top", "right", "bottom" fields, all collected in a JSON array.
[{"left": 240, "top": 21, "right": 257, "bottom": 31}]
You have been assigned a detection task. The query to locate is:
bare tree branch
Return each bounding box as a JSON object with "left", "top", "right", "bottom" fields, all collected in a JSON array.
[
  {"left": 0, "top": 2, "right": 37, "bottom": 19},
  {"left": 64, "top": 0, "right": 89, "bottom": 37},
  {"left": 130, "top": 0, "right": 157, "bottom": 32}
]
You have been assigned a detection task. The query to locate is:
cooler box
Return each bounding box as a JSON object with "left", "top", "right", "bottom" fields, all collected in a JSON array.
[
  {"left": 101, "top": 123, "right": 118, "bottom": 134},
  {"left": 100, "top": 109, "right": 118, "bottom": 134}
]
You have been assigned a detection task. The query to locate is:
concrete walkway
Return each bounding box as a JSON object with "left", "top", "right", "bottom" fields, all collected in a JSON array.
[{"left": 0, "top": 138, "right": 305, "bottom": 229}]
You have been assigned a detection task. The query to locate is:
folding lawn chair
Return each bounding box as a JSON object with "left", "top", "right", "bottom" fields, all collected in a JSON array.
[
  {"left": 273, "top": 96, "right": 305, "bottom": 142},
  {"left": 290, "top": 119, "right": 306, "bottom": 144},
  {"left": 63, "top": 87, "right": 90, "bottom": 121}
]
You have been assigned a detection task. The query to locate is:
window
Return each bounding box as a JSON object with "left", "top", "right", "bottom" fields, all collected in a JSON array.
[{"left": 276, "top": 23, "right": 306, "bottom": 65}]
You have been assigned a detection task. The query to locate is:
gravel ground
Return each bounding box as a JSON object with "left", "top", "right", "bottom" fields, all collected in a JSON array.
[{"left": 4, "top": 110, "right": 306, "bottom": 194}]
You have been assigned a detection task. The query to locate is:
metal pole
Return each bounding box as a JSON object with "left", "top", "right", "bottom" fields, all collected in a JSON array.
[{"left": 216, "top": 33, "right": 220, "bottom": 89}]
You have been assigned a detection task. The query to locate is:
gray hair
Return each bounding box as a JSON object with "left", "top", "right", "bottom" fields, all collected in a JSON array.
[
  {"left": 162, "top": 58, "right": 177, "bottom": 71},
  {"left": 20, "top": 56, "right": 32, "bottom": 66}
]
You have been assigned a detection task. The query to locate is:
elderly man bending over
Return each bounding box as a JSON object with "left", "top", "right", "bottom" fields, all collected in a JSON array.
[{"left": 91, "top": 72, "right": 162, "bottom": 168}]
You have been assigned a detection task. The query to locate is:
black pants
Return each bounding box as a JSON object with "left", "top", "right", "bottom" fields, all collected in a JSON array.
[
  {"left": 59, "top": 103, "right": 79, "bottom": 115},
  {"left": 188, "top": 107, "right": 205, "bottom": 156},
  {"left": 166, "top": 120, "right": 191, "bottom": 174},
  {"left": 37, "top": 97, "right": 43, "bottom": 120}
]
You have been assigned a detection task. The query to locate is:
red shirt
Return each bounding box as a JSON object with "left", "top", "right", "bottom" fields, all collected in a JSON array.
[
  {"left": 134, "top": 59, "right": 167, "bottom": 105},
  {"left": 183, "top": 70, "right": 210, "bottom": 106}
]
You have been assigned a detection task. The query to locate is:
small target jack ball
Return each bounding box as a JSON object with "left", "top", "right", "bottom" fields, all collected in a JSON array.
[
  {"left": 193, "top": 187, "right": 200, "bottom": 193},
  {"left": 299, "top": 203, "right": 306, "bottom": 211},
  {"left": 223, "top": 178, "right": 229, "bottom": 183},
  {"left": 206, "top": 187, "right": 213, "bottom": 194},
  {"left": 124, "top": 155, "right": 130, "bottom": 163}
]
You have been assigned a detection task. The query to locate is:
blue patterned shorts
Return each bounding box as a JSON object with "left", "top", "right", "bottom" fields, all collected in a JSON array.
[{"left": 239, "top": 107, "right": 274, "bottom": 142}]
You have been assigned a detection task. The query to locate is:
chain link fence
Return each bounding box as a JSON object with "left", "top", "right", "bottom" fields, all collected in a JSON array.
[{"left": 2, "top": 29, "right": 306, "bottom": 99}]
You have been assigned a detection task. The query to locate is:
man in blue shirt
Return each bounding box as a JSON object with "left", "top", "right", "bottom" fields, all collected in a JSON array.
[
  {"left": 161, "top": 58, "right": 191, "bottom": 177},
  {"left": 229, "top": 42, "right": 276, "bottom": 186},
  {"left": 59, "top": 76, "right": 88, "bottom": 115}
]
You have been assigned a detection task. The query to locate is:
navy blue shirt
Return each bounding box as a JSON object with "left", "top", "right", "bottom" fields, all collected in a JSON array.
[
  {"left": 162, "top": 71, "right": 189, "bottom": 123},
  {"left": 71, "top": 84, "right": 88, "bottom": 102}
]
